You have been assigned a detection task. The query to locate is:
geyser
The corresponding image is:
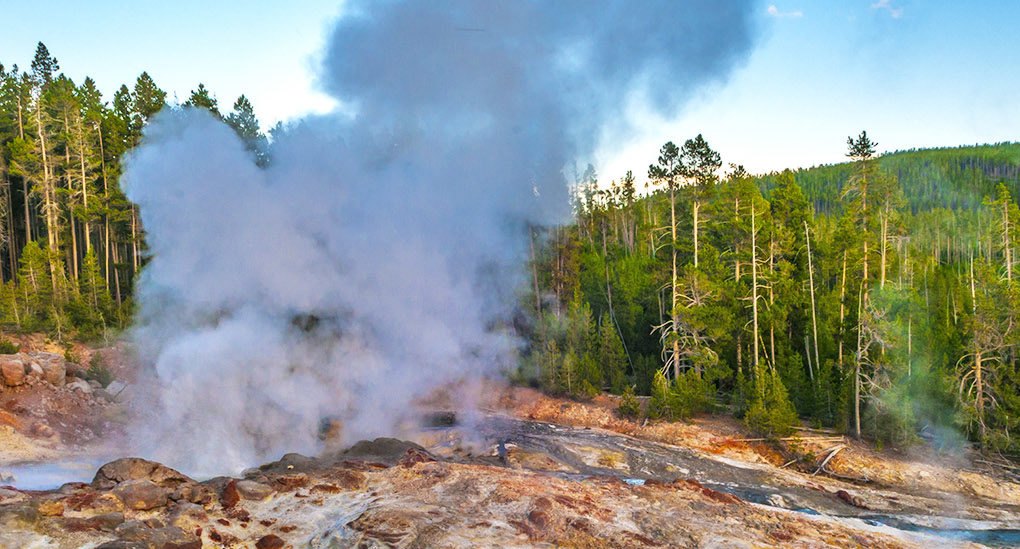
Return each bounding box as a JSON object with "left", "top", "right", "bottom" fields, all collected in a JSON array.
[{"left": 121, "top": 0, "right": 757, "bottom": 475}]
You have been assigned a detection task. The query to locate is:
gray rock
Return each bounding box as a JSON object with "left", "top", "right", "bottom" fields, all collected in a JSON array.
[
  {"left": 67, "top": 378, "right": 93, "bottom": 394},
  {"left": 28, "top": 352, "right": 67, "bottom": 386},
  {"left": 112, "top": 479, "right": 169, "bottom": 510},
  {"left": 235, "top": 480, "right": 274, "bottom": 501},
  {"left": 106, "top": 380, "right": 127, "bottom": 397},
  {"left": 113, "top": 521, "right": 198, "bottom": 547},
  {"left": 0, "top": 487, "right": 25, "bottom": 504},
  {"left": 26, "top": 361, "right": 44, "bottom": 378}
]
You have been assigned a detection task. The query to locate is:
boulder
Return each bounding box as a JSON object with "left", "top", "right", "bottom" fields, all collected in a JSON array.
[
  {"left": 0, "top": 357, "right": 26, "bottom": 386},
  {"left": 235, "top": 480, "right": 274, "bottom": 501},
  {"left": 338, "top": 438, "right": 431, "bottom": 466},
  {"left": 113, "top": 521, "right": 200, "bottom": 548},
  {"left": 112, "top": 480, "right": 168, "bottom": 511},
  {"left": 0, "top": 487, "right": 26, "bottom": 504},
  {"left": 106, "top": 380, "right": 128, "bottom": 400},
  {"left": 41, "top": 362, "right": 65, "bottom": 387},
  {"left": 29, "top": 352, "right": 67, "bottom": 387},
  {"left": 67, "top": 378, "right": 92, "bottom": 394},
  {"left": 168, "top": 501, "right": 208, "bottom": 531},
  {"left": 92, "top": 458, "right": 194, "bottom": 491},
  {"left": 26, "top": 361, "right": 44, "bottom": 378},
  {"left": 58, "top": 512, "right": 124, "bottom": 533},
  {"left": 220, "top": 480, "right": 240, "bottom": 508}
]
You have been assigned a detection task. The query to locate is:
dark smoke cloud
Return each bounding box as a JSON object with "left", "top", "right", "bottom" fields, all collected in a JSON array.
[{"left": 122, "top": 0, "right": 757, "bottom": 475}]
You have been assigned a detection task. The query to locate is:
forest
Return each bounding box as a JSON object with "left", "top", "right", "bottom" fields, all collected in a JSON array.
[
  {"left": 520, "top": 136, "right": 1020, "bottom": 454},
  {"left": 3, "top": 42, "right": 1020, "bottom": 455},
  {"left": 0, "top": 43, "right": 266, "bottom": 340}
]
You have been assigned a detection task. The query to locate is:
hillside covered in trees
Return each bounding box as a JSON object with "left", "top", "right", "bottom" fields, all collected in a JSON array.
[
  {"left": 519, "top": 136, "right": 1020, "bottom": 454},
  {"left": 0, "top": 43, "right": 267, "bottom": 339},
  {"left": 3, "top": 42, "right": 1020, "bottom": 456}
]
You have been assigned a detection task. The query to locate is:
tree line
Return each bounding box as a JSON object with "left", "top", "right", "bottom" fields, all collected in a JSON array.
[
  {"left": 519, "top": 134, "right": 1020, "bottom": 453},
  {"left": 4, "top": 41, "right": 1019, "bottom": 454},
  {"left": 0, "top": 42, "right": 267, "bottom": 339}
]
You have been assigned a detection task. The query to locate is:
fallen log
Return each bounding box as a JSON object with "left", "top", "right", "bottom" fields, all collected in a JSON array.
[
  {"left": 730, "top": 436, "right": 845, "bottom": 443},
  {"left": 813, "top": 444, "right": 846, "bottom": 476}
]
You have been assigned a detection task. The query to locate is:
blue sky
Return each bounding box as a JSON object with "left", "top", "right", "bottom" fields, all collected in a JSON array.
[
  {"left": 597, "top": 0, "right": 1020, "bottom": 176},
  {"left": 2, "top": 1, "right": 1018, "bottom": 175}
]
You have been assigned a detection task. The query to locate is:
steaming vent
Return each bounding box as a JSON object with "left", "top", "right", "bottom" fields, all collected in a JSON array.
[{"left": 120, "top": 0, "right": 756, "bottom": 475}]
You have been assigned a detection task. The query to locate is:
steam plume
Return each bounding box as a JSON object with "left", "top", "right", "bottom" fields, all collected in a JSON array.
[{"left": 122, "top": 0, "right": 757, "bottom": 475}]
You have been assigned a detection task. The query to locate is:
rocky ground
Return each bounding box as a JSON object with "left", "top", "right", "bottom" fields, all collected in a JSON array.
[
  {"left": 496, "top": 388, "right": 1020, "bottom": 516},
  {"left": 1, "top": 336, "right": 1018, "bottom": 547},
  {"left": 0, "top": 335, "right": 128, "bottom": 468},
  {"left": 1, "top": 441, "right": 925, "bottom": 548}
]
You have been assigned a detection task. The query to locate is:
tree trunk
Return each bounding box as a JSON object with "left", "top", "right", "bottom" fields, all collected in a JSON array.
[
  {"left": 768, "top": 234, "right": 776, "bottom": 372},
  {"left": 969, "top": 255, "right": 986, "bottom": 440},
  {"left": 804, "top": 334, "right": 814, "bottom": 382},
  {"left": 693, "top": 199, "right": 700, "bottom": 269},
  {"left": 111, "top": 241, "right": 122, "bottom": 306},
  {"left": 734, "top": 196, "right": 741, "bottom": 282},
  {"left": 77, "top": 120, "right": 92, "bottom": 253},
  {"left": 854, "top": 284, "right": 864, "bottom": 439},
  {"left": 35, "top": 103, "right": 60, "bottom": 294},
  {"left": 838, "top": 250, "right": 847, "bottom": 369},
  {"left": 751, "top": 205, "right": 760, "bottom": 384},
  {"left": 805, "top": 221, "right": 820, "bottom": 384},
  {"left": 98, "top": 125, "right": 111, "bottom": 286},
  {"left": 22, "top": 176, "right": 31, "bottom": 244},
  {"left": 880, "top": 212, "right": 887, "bottom": 289},
  {"left": 131, "top": 205, "right": 139, "bottom": 274},
  {"left": 670, "top": 185, "right": 680, "bottom": 379}
]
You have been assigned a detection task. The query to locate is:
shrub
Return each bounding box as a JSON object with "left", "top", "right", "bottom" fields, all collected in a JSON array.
[
  {"left": 84, "top": 354, "right": 114, "bottom": 388},
  {"left": 63, "top": 345, "right": 80, "bottom": 364},
  {"left": 671, "top": 369, "right": 714, "bottom": 420},
  {"left": 0, "top": 338, "right": 19, "bottom": 354},
  {"left": 648, "top": 371, "right": 673, "bottom": 419},
  {"left": 617, "top": 386, "right": 642, "bottom": 419},
  {"left": 577, "top": 379, "right": 600, "bottom": 400},
  {"left": 744, "top": 369, "right": 798, "bottom": 438}
]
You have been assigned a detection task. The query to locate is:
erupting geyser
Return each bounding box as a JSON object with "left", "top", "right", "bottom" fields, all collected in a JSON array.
[{"left": 121, "top": 0, "right": 756, "bottom": 475}]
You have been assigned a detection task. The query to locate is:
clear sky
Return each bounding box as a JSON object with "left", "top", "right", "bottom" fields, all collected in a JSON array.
[{"left": 2, "top": 1, "right": 1018, "bottom": 175}]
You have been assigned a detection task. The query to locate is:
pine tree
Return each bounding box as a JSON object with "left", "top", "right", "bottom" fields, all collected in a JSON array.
[
  {"left": 184, "top": 83, "right": 220, "bottom": 117},
  {"left": 597, "top": 312, "right": 628, "bottom": 393},
  {"left": 225, "top": 95, "right": 268, "bottom": 164}
]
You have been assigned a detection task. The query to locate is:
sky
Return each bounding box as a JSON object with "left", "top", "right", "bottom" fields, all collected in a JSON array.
[{"left": 2, "top": 0, "right": 1018, "bottom": 176}]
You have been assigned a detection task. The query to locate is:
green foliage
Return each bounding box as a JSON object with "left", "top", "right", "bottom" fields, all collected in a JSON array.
[
  {"left": 596, "top": 313, "right": 628, "bottom": 394},
  {"left": 184, "top": 83, "right": 219, "bottom": 116},
  {"left": 0, "top": 338, "right": 19, "bottom": 354},
  {"left": 617, "top": 386, "right": 642, "bottom": 419},
  {"left": 745, "top": 369, "right": 799, "bottom": 438},
  {"left": 84, "top": 353, "right": 113, "bottom": 388},
  {"left": 519, "top": 132, "right": 1020, "bottom": 451},
  {"left": 1, "top": 43, "right": 269, "bottom": 342},
  {"left": 648, "top": 371, "right": 673, "bottom": 419},
  {"left": 646, "top": 369, "right": 713, "bottom": 421},
  {"left": 63, "top": 344, "right": 79, "bottom": 364},
  {"left": 670, "top": 369, "right": 715, "bottom": 420}
]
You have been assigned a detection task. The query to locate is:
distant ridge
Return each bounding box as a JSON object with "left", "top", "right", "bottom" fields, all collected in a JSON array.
[{"left": 759, "top": 142, "right": 1020, "bottom": 213}]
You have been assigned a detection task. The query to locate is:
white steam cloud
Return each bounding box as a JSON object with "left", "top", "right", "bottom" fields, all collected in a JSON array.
[{"left": 122, "top": 0, "right": 756, "bottom": 475}]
